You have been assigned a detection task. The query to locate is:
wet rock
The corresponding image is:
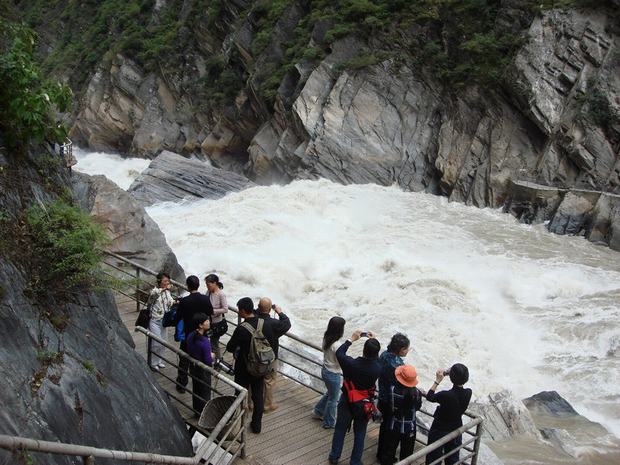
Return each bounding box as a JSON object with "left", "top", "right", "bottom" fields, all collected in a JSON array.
[
  {"left": 523, "top": 391, "right": 578, "bottom": 417},
  {"left": 469, "top": 390, "right": 542, "bottom": 441},
  {"left": 548, "top": 192, "right": 597, "bottom": 235},
  {"left": 72, "top": 171, "right": 185, "bottom": 281},
  {"left": 128, "top": 150, "right": 255, "bottom": 206}
]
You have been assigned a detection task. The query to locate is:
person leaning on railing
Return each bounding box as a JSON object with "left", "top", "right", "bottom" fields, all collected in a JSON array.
[{"left": 423, "top": 364, "right": 472, "bottom": 465}]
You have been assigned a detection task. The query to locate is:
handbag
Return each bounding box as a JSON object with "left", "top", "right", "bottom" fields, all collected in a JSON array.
[
  {"left": 162, "top": 302, "right": 178, "bottom": 327},
  {"left": 135, "top": 303, "right": 151, "bottom": 329},
  {"left": 211, "top": 318, "right": 228, "bottom": 338}
]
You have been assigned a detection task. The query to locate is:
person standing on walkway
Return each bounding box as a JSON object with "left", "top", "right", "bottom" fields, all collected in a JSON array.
[
  {"left": 147, "top": 272, "right": 174, "bottom": 371},
  {"left": 186, "top": 313, "right": 213, "bottom": 416},
  {"left": 227, "top": 297, "right": 278, "bottom": 434},
  {"left": 377, "top": 333, "right": 410, "bottom": 461},
  {"left": 425, "top": 363, "right": 472, "bottom": 465},
  {"left": 176, "top": 275, "right": 213, "bottom": 392},
  {"left": 257, "top": 297, "right": 291, "bottom": 412},
  {"left": 205, "top": 274, "right": 227, "bottom": 361},
  {"left": 313, "top": 316, "right": 346, "bottom": 429},
  {"left": 379, "top": 365, "right": 422, "bottom": 465},
  {"left": 328, "top": 331, "right": 381, "bottom": 465}
]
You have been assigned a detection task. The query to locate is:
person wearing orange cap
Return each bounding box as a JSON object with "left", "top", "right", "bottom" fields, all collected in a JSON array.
[{"left": 378, "top": 364, "right": 423, "bottom": 465}]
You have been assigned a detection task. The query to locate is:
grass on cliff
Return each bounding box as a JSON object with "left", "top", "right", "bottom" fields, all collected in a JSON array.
[{"left": 24, "top": 200, "right": 108, "bottom": 296}]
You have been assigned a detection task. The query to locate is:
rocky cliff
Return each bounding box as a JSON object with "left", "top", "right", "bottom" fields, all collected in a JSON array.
[
  {"left": 21, "top": 1, "right": 620, "bottom": 249},
  {"left": 0, "top": 143, "right": 192, "bottom": 464}
]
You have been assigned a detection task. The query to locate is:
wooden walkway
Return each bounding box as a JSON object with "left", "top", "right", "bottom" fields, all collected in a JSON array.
[{"left": 117, "top": 296, "right": 383, "bottom": 465}]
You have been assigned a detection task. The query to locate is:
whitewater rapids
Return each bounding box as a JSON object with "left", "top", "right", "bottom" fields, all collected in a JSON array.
[{"left": 74, "top": 150, "right": 620, "bottom": 451}]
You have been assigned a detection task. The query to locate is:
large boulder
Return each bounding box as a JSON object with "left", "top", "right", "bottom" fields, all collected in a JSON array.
[
  {"left": 72, "top": 171, "right": 185, "bottom": 282},
  {"left": 469, "top": 390, "right": 542, "bottom": 442},
  {"left": 127, "top": 150, "right": 255, "bottom": 206}
]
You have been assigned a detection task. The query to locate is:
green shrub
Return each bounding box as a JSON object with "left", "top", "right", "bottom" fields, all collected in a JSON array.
[
  {"left": 0, "top": 19, "right": 71, "bottom": 153},
  {"left": 25, "top": 200, "right": 108, "bottom": 294}
]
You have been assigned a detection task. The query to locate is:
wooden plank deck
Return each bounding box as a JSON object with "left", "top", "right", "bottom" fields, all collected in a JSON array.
[{"left": 116, "top": 295, "right": 384, "bottom": 465}]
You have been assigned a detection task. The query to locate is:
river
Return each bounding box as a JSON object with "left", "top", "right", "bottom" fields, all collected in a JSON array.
[{"left": 74, "top": 149, "right": 620, "bottom": 464}]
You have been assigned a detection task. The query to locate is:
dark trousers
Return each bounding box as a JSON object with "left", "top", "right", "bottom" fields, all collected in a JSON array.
[
  {"left": 190, "top": 363, "right": 211, "bottom": 415},
  {"left": 425, "top": 428, "right": 462, "bottom": 465},
  {"left": 235, "top": 371, "right": 265, "bottom": 433},
  {"left": 177, "top": 340, "right": 190, "bottom": 386},
  {"left": 380, "top": 427, "right": 416, "bottom": 465},
  {"left": 377, "top": 400, "right": 392, "bottom": 459}
]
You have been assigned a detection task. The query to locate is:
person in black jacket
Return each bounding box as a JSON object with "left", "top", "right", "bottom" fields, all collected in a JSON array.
[
  {"left": 175, "top": 275, "right": 213, "bottom": 392},
  {"left": 328, "top": 330, "right": 381, "bottom": 465},
  {"left": 226, "top": 297, "right": 285, "bottom": 434},
  {"left": 425, "top": 363, "right": 472, "bottom": 465},
  {"left": 257, "top": 297, "right": 291, "bottom": 412},
  {"left": 379, "top": 365, "right": 422, "bottom": 465}
]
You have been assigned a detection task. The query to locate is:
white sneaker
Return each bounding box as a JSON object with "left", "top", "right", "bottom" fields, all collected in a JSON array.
[
  {"left": 157, "top": 362, "right": 166, "bottom": 368},
  {"left": 150, "top": 365, "right": 160, "bottom": 372}
]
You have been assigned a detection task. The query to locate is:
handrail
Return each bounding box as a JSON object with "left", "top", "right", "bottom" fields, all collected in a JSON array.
[
  {"left": 0, "top": 434, "right": 196, "bottom": 464},
  {"left": 394, "top": 416, "right": 483, "bottom": 465}
]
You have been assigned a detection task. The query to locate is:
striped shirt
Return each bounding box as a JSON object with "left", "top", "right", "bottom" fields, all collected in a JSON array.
[{"left": 387, "top": 384, "right": 422, "bottom": 434}]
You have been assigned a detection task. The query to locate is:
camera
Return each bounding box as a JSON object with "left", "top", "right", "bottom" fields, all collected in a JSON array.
[
  {"left": 214, "top": 359, "right": 235, "bottom": 375},
  {"left": 360, "top": 332, "right": 368, "bottom": 338},
  {"left": 271, "top": 304, "right": 276, "bottom": 310},
  {"left": 443, "top": 369, "right": 450, "bottom": 376}
]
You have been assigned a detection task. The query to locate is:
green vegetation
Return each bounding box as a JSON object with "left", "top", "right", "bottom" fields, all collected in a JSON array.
[
  {"left": 583, "top": 82, "right": 620, "bottom": 133},
  {"left": 0, "top": 19, "right": 71, "bottom": 153},
  {"left": 24, "top": 200, "right": 108, "bottom": 295},
  {"left": 81, "top": 360, "right": 95, "bottom": 372},
  {"left": 36, "top": 350, "right": 64, "bottom": 365}
]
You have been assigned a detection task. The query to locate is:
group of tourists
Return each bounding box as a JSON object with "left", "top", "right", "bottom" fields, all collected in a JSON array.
[
  {"left": 146, "top": 274, "right": 471, "bottom": 465},
  {"left": 315, "top": 317, "right": 472, "bottom": 465}
]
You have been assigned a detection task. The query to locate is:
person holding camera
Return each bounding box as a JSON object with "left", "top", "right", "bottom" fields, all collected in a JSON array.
[
  {"left": 147, "top": 272, "right": 174, "bottom": 370},
  {"left": 257, "top": 297, "right": 291, "bottom": 412},
  {"left": 377, "top": 333, "right": 410, "bottom": 461},
  {"left": 205, "top": 273, "right": 227, "bottom": 361},
  {"left": 186, "top": 313, "right": 213, "bottom": 416},
  {"left": 328, "top": 330, "right": 381, "bottom": 465},
  {"left": 424, "top": 363, "right": 472, "bottom": 465}
]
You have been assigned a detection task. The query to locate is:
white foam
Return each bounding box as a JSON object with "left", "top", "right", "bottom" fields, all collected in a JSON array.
[
  {"left": 73, "top": 147, "right": 150, "bottom": 190},
  {"left": 145, "top": 179, "right": 620, "bottom": 438}
]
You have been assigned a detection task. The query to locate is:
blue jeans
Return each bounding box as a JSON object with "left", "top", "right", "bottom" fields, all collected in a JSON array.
[
  {"left": 329, "top": 397, "right": 369, "bottom": 465},
  {"left": 313, "top": 367, "right": 342, "bottom": 428}
]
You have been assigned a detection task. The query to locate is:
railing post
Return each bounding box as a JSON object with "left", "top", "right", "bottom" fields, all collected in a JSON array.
[
  {"left": 135, "top": 267, "right": 141, "bottom": 314},
  {"left": 240, "top": 397, "right": 247, "bottom": 459},
  {"left": 83, "top": 455, "right": 95, "bottom": 465},
  {"left": 471, "top": 421, "right": 483, "bottom": 465}
]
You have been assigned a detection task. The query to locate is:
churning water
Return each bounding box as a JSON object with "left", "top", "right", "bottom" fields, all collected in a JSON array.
[
  {"left": 73, "top": 147, "right": 150, "bottom": 190},
  {"left": 75, "top": 152, "right": 620, "bottom": 454}
]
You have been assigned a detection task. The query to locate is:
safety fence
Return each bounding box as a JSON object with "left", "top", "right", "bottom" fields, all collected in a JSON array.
[{"left": 100, "top": 251, "right": 485, "bottom": 465}]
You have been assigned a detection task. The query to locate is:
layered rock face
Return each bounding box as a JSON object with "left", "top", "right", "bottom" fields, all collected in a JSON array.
[
  {"left": 0, "top": 146, "right": 192, "bottom": 464},
  {"left": 68, "top": 7, "right": 619, "bottom": 249}
]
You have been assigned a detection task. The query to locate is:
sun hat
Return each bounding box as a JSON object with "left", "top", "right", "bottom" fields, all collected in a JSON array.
[{"left": 395, "top": 364, "right": 418, "bottom": 387}]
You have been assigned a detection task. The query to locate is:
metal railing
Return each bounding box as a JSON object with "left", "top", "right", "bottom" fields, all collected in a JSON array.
[{"left": 101, "top": 251, "right": 484, "bottom": 465}]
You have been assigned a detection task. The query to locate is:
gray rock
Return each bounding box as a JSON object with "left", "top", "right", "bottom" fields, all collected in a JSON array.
[
  {"left": 469, "top": 390, "right": 542, "bottom": 442},
  {"left": 0, "top": 145, "right": 192, "bottom": 465},
  {"left": 548, "top": 191, "right": 597, "bottom": 235},
  {"left": 71, "top": 54, "right": 203, "bottom": 157},
  {"left": 523, "top": 391, "right": 578, "bottom": 417},
  {"left": 128, "top": 150, "right": 255, "bottom": 206},
  {"left": 72, "top": 171, "right": 185, "bottom": 282}
]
